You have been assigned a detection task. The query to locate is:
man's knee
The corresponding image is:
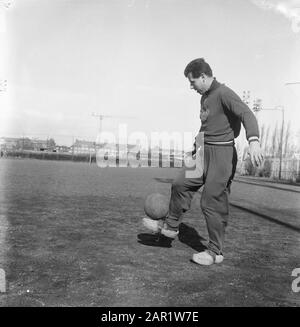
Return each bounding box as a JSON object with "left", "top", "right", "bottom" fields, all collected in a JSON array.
[
  {"left": 172, "top": 167, "right": 202, "bottom": 194},
  {"left": 171, "top": 178, "right": 186, "bottom": 194}
]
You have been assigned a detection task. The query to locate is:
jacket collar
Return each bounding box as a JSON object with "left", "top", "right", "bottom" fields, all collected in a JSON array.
[{"left": 205, "top": 78, "right": 221, "bottom": 95}]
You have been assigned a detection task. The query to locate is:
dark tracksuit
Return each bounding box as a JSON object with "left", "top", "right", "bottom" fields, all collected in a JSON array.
[{"left": 166, "top": 79, "right": 259, "bottom": 255}]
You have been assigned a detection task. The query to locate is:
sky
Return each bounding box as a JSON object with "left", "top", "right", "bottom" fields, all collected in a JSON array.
[{"left": 0, "top": 0, "right": 300, "bottom": 148}]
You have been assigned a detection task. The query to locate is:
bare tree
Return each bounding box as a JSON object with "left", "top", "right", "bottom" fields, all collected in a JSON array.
[
  {"left": 271, "top": 124, "right": 278, "bottom": 157},
  {"left": 260, "top": 124, "right": 265, "bottom": 151},
  {"left": 264, "top": 126, "right": 270, "bottom": 156},
  {"left": 284, "top": 121, "right": 291, "bottom": 158}
]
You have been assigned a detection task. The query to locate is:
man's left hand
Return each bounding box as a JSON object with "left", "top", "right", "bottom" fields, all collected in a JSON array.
[
  {"left": 249, "top": 141, "right": 264, "bottom": 166},
  {"left": 249, "top": 141, "right": 264, "bottom": 167}
]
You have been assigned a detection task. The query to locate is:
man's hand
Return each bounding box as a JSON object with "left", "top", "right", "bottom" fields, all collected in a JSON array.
[
  {"left": 248, "top": 141, "right": 264, "bottom": 167},
  {"left": 191, "top": 141, "right": 196, "bottom": 156}
]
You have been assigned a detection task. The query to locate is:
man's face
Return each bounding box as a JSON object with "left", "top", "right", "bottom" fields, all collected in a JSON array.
[{"left": 187, "top": 72, "right": 206, "bottom": 95}]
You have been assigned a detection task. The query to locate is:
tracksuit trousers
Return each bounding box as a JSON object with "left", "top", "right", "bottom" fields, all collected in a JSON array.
[{"left": 166, "top": 144, "right": 237, "bottom": 255}]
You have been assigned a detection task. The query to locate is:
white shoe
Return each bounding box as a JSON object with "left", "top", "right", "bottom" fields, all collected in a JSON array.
[
  {"left": 142, "top": 217, "right": 179, "bottom": 239},
  {"left": 142, "top": 217, "right": 163, "bottom": 233},
  {"left": 192, "top": 250, "right": 224, "bottom": 266},
  {"left": 161, "top": 227, "right": 179, "bottom": 239}
]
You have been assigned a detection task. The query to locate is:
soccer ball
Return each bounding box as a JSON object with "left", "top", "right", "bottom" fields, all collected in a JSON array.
[{"left": 144, "top": 193, "right": 169, "bottom": 220}]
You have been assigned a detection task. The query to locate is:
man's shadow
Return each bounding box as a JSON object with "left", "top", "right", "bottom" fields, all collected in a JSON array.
[
  {"left": 137, "top": 223, "right": 206, "bottom": 252},
  {"left": 177, "top": 223, "right": 207, "bottom": 252},
  {"left": 137, "top": 233, "right": 173, "bottom": 248}
]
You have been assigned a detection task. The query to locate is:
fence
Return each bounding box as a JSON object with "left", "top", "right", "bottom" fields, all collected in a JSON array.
[
  {"left": 268, "top": 158, "right": 300, "bottom": 181},
  {"left": 239, "top": 156, "right": 300, "bottom": 182}
]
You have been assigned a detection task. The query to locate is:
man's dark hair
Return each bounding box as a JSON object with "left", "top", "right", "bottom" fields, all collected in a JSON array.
[{"left": 184, "top": 58, "right": 213, "bottom": 78}]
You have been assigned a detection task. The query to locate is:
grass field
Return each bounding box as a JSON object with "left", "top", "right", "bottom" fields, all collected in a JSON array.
[{"left": 0, "top": 158, "right": 299, "bottom": 307}]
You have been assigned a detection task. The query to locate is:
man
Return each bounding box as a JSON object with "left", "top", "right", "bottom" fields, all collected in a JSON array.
[{"left": 143, "top": 58, "right": 264, "bottom": 265}]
